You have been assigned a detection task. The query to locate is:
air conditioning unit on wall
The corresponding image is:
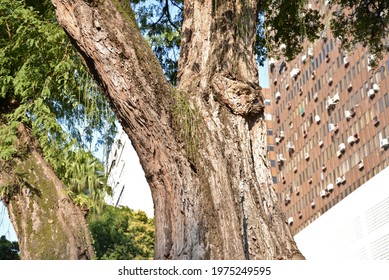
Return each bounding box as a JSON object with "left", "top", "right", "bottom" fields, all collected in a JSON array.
[
  {"left": 348, "top": 135, "right": 356, "bottom": 145},
  {"left": 380, "top": 138, "right": 389, "bottom": 149},
  {"left": 339, "top": 143, "right": 346, "bottom": 153},
  {"left": 277, "top": 154, "right": 286, "bottom": 162},
  {"left": 345, "top": 110, "right": 352, "bottom": 120},
  {"left": 368, "top": 89, "right": 375, "bottom": 98},
  {"left": 336, "top": 177, "right": 342, "bottom": 185},
  {"left": 287, "top": 142, "right": 295, "bottom": 152}
]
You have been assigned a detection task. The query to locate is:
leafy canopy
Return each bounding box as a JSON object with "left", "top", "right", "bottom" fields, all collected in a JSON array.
[
  {"left": 329, "top": 0, "right": 389, "bottom": 67},
  {"left": 131, "top": 0, "right": 388, "bottom": 83},
  {"left": 0, "top": 0, "right": 116, "bottom": 211},
  {"left": 131, "top": 0, "right": 182, "bottom": 85},
  {"left": 88, "top": 206, "right": 155, "bottom": 260},
  {"left": 0, "top": 235, "right": 20, "bottom": 260}
]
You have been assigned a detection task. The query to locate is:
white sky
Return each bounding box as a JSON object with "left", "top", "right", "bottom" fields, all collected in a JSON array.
[
  {"left": 107, "top": 127, "right": 154, "bottom": 217},
  {"left": 259, "top": 61, "right": 270, "bottom": 88},
  {"left": 0, "top": 203, "right": 17, "bottom": 241}
]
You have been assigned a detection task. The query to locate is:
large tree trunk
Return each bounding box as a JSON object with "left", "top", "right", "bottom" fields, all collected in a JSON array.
[
  {"left": 51, "top": 0, "right": 304, "bottom": 259},
  {"left": 0, "top": 124, "right": 95, "bottom": 259}
]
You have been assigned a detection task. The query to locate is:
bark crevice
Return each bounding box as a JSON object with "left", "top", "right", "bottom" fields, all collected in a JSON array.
[
  {"left": 1, "top": 123, "right": 95, "bottom": 259},
  {"left": 50, "top": 0, "right": 305, "bottom": 260}
]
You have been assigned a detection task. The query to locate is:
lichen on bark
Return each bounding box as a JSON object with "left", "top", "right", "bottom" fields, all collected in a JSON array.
[{"left": 1, "top": 124, "right": 95, "bottom": 259}]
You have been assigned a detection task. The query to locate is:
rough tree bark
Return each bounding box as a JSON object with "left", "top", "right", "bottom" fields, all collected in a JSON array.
[
  {"left": 0, "top": 123, "right": 95, "bottom": 259},
  {"left": 50, "top": 0, "right": 304, "bottom": 259}
]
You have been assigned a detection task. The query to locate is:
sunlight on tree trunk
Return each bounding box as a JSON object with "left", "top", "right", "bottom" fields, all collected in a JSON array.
[{"left": 50, "top": 0, "right": 304, "bottom": 259}]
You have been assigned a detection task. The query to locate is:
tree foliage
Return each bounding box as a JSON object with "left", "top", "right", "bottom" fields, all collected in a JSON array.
[
  {"left": 259, "top": 0, "right": 324, "bottom": 61},
  {"left": 0, "top": 235, "right": 20, "bottom": 260},
  {"left": 329, "top": 0, "right": 389, "bottom": 67},
  {"left": 131, "top": 0, "right": 387, "bottom": 77},
  {"left": 131, "top": 0, "right": 182, "bottom": 85},
  {"left": 88, "top": 206, "right": 154, "bottom": 260},
  {"left": 0, "top": 0, "right": 116, "bottom": 211}
]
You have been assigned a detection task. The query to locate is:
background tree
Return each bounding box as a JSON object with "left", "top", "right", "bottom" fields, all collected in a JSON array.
[
  {"left": 132, "top": 0, "right": 182, "bottom": 85},
  {"left": 0, "top": 235, "right": 20, "bottom": 260},
  {"left": 329, "top": 0, "right": 389, "bottom": 67},
  {"left": 88, "top": 206, "right": 154, "bottom": 260},
  {"left": 0, "top": 0, "right": 116, "bottom": 259}
]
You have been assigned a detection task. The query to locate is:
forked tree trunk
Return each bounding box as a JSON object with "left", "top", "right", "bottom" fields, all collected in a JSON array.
[
  {"left": 0, "top": 124, "right": 95, "bottom": 259},
  {"left": 51, "top": 0, "right": 304, "bottom": 259}
]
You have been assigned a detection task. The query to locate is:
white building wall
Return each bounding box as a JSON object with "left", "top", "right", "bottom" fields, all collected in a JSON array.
[
  {"left": 294, "top": 167, "right": 389, "bottom": 260},
  {"left": 106, "top": 126, "right": 154, "bottom": 217}
]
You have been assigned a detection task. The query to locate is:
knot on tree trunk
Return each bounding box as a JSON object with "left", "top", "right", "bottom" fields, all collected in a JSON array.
[{"left": 211, "top": 74, "right": 263, "bottom": 117}]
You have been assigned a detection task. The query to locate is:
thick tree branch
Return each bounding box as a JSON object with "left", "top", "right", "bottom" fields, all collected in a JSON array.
[
  {"left": 50, "top": 0, "right": 204, "bottom": 259},
  {"left": 51, "top": 0, "right": 304, "bottom": 260}
]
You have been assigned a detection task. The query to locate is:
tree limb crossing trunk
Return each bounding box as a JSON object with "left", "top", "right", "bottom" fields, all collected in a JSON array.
[{"left": 51, "top": 0, "right": 304, "bottom": 259}]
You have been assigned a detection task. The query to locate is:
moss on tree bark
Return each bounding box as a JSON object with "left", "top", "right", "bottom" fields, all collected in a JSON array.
[{"left": 1, "top": 124, "right": 95, "bottom": 259}]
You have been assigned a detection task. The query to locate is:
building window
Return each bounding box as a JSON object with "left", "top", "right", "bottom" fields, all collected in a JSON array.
[
  {"left": 375, "top": 71, "right": 381, "bottom": 83},
  {"left": 272, "top": 176, "right": 277, "bottom": 184},
  {"left": 268, "top": 145, "right": 275, "bottom": 151},
  {"left": 267, "top": 129, "right": 273, "bottom": 136},
  {"left": 369, "top": 76, "right": 374, "bottom": 86},
  {"left": 264, "top": 99, "right": 271, "bottom": 106},
  {"left": 355, "top": 90, "right": 360, "bottom": 104},
  {"left": 270, "top": 160, "right": 276, "bottom": 167},
  {"left": 385, "top": 93, "right": 389, "bottom": 108},
  {"left": 379, "top": 98, "right": 384, "bottom": 113},
  {"left": 386, "top": 60, "right": 389, "bottom": 75}
]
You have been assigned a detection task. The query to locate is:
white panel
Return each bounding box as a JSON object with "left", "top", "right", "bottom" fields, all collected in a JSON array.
[
  {"left": 371, "top": 233, "right": 389, "bottom": 260},
  {"left": 295, "top": 167, "right": 389, "bottom": 260},
  {"left": 365, "top": 197, "right": 389, "bottom": 233}
]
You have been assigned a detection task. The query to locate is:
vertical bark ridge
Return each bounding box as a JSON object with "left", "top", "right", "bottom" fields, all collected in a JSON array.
[
  {"left": 178, "top": 0, "right": 304, "bottom": 259},
  {"left": 51, "top": 0, "right": 305, "bottom": 259},
  {"left": 51, "top": 0, "right": 206, "bottom": 259}
]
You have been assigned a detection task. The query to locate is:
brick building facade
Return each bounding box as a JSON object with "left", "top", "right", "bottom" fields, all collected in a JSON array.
[{"left": 268, "top": 1, "right": 389, "bottom": 235}]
